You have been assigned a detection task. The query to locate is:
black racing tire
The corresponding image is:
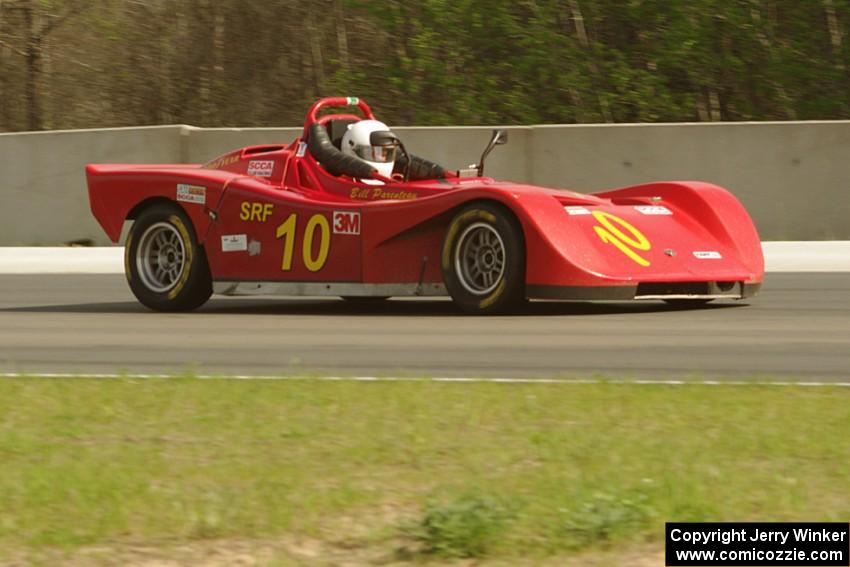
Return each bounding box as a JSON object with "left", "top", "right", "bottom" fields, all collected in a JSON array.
[
  {"left": 125, "top": 202, "right": 213, "bottom": 312},
  {"left": 663, "top": 299, "right": 715, "bottom": 306},
  {"left": 441, "top": 202, "right": 526, "bottom": 314}
]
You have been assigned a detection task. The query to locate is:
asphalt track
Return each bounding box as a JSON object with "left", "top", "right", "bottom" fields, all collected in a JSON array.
[{"left": 0, "top": 273, "right": 847, "bottom": 381}]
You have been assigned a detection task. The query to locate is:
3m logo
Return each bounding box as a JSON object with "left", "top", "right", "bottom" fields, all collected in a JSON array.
[{"left": 333, "top": 211, "right": 361, "bottom": 235}]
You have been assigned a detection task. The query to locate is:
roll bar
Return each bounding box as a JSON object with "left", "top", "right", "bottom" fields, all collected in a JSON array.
[{"left": 302, "top": 97, "right": 375, "bottom": 139}]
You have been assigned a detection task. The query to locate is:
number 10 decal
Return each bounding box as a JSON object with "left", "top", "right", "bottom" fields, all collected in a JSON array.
[
  {"left": 275, "top": 213, "right": 331, "bottom": 272},
  {"left": 591, "top": 210, "right": 651, "bottom": 267}
]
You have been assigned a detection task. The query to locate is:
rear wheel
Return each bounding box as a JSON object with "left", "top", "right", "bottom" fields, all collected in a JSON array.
[
  {"left": 125, "top": 203, "right": 212, "bottom": 311},
  {"left": 441, "top": 203, "right": 525, "bottom": 314}
]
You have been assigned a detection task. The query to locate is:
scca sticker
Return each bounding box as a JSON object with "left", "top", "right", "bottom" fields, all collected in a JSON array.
[
  {"left": 592, "top": 211, "right": 652, "bottom": 267},
  {"left": 248, "top": 160, "right": 275, "bottom": 177},
  {"left": 176, "top": 184, "right": 206, "bottom": 205}
]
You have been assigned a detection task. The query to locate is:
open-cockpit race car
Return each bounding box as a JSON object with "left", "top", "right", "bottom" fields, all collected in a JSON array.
[{"left": 87, "top": 97, "right": 764, "bottom": 314}]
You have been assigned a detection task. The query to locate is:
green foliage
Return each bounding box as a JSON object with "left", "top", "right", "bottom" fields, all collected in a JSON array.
[
  {"left": 561, "top": 489, "right": 654, "bottom": 549},
  {"left": 4, "top": 1, "right": 850, "bottom": 130},
  {"left": 407, "top": 494, "right": 513, "bottom": 558}
]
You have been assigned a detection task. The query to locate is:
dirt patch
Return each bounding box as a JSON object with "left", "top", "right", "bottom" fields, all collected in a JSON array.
[{"left": 2, "top": 540, "right": 665, "bottom": 566}]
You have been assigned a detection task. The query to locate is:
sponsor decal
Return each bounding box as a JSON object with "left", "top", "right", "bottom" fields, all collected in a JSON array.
[
  {"left": 248, "top": 239, "right": 262, "bottom": 257},
  {"left": 346, "top": 96, "right": 360, "bottom": 105},
  {"left": 635, "top": 205, "right": 673, "bottom": 215},
  {"left": 248, "top": 160, "right": 275, "bottom": 177},
  {"left": 204, "top": 155, "right": 239, "bottom": 170},
  {"left": 693, "top": 251, "right": 723, "bottom": 259},
  {"left": 296, "top": 142, "right": 307, "bottom": 157},
  {"left": 349, "top": 187, "right": 417, "bottom": 200},
  {"left": 565, "top": 206, "right": 591, "bottom": 216},
  {"left": 333, "top": 211, "right": 361, "bottom": 235},
  {"left": 176, "top": 184, "right": 206, "bottom": 205},
  {"left": 240, "top": 202, "right": 274, "bottom": 223},
  {"left": 221, "top": 234, "right": 248, "bottom": 252},
  {"left": 591, "top": 210, "right": 652, "bottom": 267}
]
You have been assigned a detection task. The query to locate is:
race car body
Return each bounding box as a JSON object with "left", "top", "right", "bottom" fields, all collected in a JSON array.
[{"left": 87, "top": 97, "right": 763, "bottom": 313}]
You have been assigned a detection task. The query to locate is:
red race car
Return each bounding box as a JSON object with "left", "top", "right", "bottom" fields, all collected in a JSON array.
[{"left": 87, "top": 97, "right": 764, "bottom": 314}]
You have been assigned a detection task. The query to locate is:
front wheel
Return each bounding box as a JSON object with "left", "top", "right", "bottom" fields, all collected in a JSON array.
[
  {"left": 441, "top": 203, "right": 526, "bottom": 314},
  {"left": 125, "top": 202, "right": 212, "bottom": 312}
]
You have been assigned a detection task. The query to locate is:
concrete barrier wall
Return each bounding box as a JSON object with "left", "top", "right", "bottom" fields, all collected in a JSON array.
[
  {"left": 1, "top": 121, "right": 848, "bottom": 244},
  {"left": 0, "top": 126, "right": 185, "bottom": 246},
  {"left": 182, "top": 127, "right": 303, "bottom": 163},
  {"left": 530, "top": 122, "right": 850, "bottom": 241}
]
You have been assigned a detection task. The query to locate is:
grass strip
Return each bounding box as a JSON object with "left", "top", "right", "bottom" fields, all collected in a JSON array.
[{"left": 0, "top": 377, "right": 848, "bottom": 564}]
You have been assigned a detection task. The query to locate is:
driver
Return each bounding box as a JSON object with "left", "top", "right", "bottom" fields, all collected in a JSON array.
[{"left": 341, "top": 120, "right": 397, "bottom": 184}]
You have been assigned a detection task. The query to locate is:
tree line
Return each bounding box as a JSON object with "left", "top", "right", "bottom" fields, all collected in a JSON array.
[{"left": 2, "top": 0, "right": 850, "bottom": 132}]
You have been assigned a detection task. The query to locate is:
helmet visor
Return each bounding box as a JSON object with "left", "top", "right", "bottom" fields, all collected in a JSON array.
[{"left": 353, "top": 144, "right": 397, "bottom": 163}]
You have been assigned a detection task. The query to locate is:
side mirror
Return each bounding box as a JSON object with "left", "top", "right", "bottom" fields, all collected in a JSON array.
[{"left": 477, "top": 128, "right": 508, "bottom": 177}]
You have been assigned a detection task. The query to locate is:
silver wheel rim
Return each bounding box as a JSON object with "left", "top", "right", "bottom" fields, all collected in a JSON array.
[
  {"left": 136, "top": 222, "right": 186, "bottom": 293},
  {"left": 454, "top": 222, "right": 506, "bottom": 295}
]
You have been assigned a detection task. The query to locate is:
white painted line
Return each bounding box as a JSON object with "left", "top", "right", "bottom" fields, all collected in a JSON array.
[
  {"left": 762, "top": 241, "right": 850, "bottom": 272},
  {"left": 0, "top": 372, "right": 848, "bottom": 386},
  {"left": 0, "top": 242, "right": 848, "bottom": 274},
  {"left": 0, "top": 247, "right": 124, "bottom": 274}
]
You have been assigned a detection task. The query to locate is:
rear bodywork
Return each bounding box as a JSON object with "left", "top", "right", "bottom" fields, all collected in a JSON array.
[{"left": 87, "top": 108, "right": 763, "bottom": 302}]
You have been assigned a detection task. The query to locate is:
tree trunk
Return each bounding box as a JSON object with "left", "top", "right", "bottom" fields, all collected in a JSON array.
[
  {"left": 567, "top": 0, "right": 613, "bottom": 122},
  {"left": 0, "top": 0, "right": 6, "bottom": 130},
  {"left": 750, "top": 1, "right": 796, "bottom": 120},
  {"left": 23, "top": 2, "right": 42, "bottom": 131},
  {"left": 334, "top": 0, "right": 350, "bottom": 74},
  {"left": 306, "top": 6, "right": 325, "bottom": 94},
  {"left": 823, "top": 0, "right": 849, "bottom": 115},
  {"left": 823, "top": 0, "right": 843, "bottom": 60}
]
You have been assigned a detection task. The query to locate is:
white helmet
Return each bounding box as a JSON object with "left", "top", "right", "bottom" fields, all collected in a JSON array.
[{"left": 341, "top": 120, "right": 397, "bottom": 179}]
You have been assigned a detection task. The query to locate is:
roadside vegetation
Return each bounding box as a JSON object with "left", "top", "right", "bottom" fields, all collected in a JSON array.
[
  {"left": 2, "top": 2, "right": 850, "bottom": 131},
  {"left": 1, "top": 377, "right": 848, "bottom": 565}
]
